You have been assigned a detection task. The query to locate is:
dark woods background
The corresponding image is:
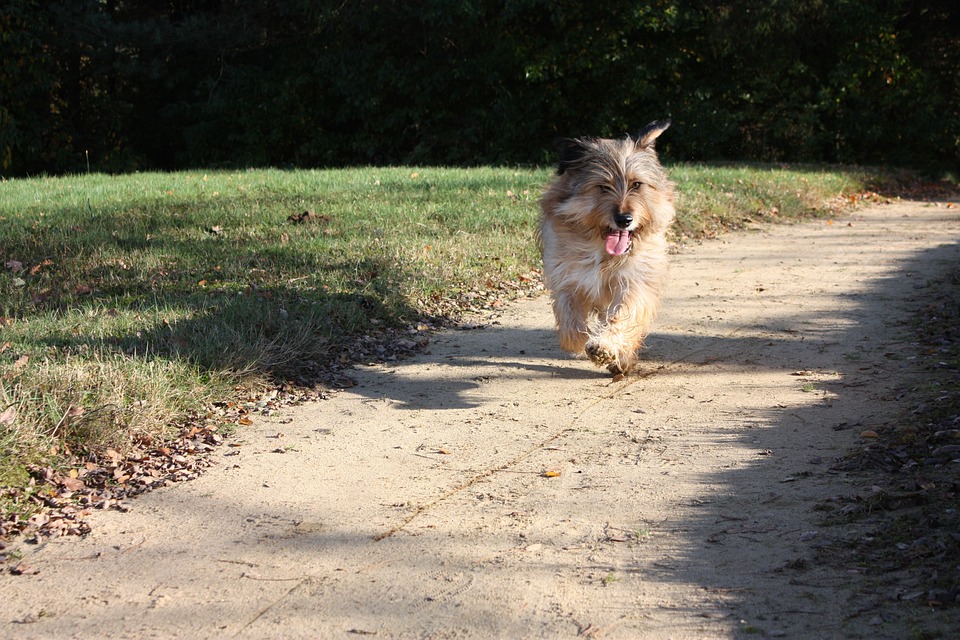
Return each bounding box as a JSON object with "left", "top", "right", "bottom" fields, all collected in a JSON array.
[{"left": 2, "top": 0, "right": 957, "bottom": 176}]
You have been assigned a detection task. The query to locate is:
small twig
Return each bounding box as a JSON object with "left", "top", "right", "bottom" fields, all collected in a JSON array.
[
  {"left": 240, "top": 572, "right": 305, "bottom": 582},
  {"left": 216, "top": 558, "right": 258, "bottom": 567}
]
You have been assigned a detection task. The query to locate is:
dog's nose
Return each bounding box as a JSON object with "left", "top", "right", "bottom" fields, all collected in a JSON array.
[{"left": 614, "top": 213, "right": 633, "bottom": 229}]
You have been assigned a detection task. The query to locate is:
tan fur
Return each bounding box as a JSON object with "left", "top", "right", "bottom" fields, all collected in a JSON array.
[{"left": 538, "top": 121, "right": 675, "bottom": 375}]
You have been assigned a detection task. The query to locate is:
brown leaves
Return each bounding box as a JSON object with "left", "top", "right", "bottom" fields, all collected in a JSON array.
[
  {"left": 287, "top": 210, "right": 330, "bottom": 225},
  {"left": 5, "top": 258, "right": 54, "bottom": 276},
  {"left": 416, "top": 270, "right": 543, "bottom": 324},
  {"left": 0, "top": 417, "right": 232, "bottom": 548},
  {"left": 30, "top": 259, "right": 54, "bottom": 275}
]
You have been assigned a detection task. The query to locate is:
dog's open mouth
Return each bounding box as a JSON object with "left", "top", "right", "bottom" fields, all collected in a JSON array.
[{"left": 605, "top": 229, "right": 632, "bottom": 256}]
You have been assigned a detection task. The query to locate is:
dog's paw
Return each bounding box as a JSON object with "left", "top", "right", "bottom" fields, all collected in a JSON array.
[
  {"left": 585, "top": 339, "right": 617, "bottom": 367},
  {"left": 607, "top": 362, "right": 632, "bottom": 376}
]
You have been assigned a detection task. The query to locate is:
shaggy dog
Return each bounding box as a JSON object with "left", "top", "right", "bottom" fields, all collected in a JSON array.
[{"left": 539, "top": 120, "right": 675, "bottom": 375}]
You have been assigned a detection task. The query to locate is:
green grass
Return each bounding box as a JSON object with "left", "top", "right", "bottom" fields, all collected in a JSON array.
[
  {"left": 670, "top": 163, "right": 871, "bottom": 239},
  {"left": 0, "top": 163, "right": 879, "bottom": 492}
]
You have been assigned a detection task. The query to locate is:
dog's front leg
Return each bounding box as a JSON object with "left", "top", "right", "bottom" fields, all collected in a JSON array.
[
  {"left": 552, "top": 291, "right": 591, "bottom": 356},
  {"left": 585, "top": 284, "right": 659, "bottom": 375}
]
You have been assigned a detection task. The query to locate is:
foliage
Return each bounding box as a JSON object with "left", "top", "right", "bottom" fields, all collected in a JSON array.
[{"left": 0, "top": 1, "right": 957, "bottom": 174}]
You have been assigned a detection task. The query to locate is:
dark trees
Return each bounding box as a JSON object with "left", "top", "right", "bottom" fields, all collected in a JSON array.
[{"left": 2, "top": 0, "right": 956, "bottom": 175}]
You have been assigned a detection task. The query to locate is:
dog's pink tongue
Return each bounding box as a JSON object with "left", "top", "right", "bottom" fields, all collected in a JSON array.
[{"left": 605, "top": 230, "right": 630, "bottom": 256}]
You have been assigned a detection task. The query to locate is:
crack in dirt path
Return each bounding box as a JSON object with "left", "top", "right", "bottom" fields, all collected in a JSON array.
[{"left": 2, "top": 200, "right": 958, "bottom": 639}]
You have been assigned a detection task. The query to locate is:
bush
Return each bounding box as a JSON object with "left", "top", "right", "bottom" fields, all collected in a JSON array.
[{"left": 1, "top": 0, "right": 956, "bottom": 175}]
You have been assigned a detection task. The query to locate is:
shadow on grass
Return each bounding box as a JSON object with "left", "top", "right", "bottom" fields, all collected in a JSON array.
[
  {"left": 1, "top": 177, "right": 541, "bottom": 387},
  {"left": 4, "top": 203, "right": 445, "bottom": 383}
]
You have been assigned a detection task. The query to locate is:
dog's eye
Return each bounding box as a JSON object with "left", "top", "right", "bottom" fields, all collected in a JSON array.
[{"left": 629, "top": 181, "right": 643, "bottom": 191}]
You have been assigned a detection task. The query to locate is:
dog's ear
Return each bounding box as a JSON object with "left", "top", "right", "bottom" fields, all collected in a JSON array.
[
  {"left": 635, "top": 119, "right": 671, "bottom": 149},
  {"left": 554, "top": 137, "right": 593, "bottom": 175}
]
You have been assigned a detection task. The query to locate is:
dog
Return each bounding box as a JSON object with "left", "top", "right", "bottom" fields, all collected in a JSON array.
[{"left": 539, "top": 120, "right": 675, "bottom": 375}]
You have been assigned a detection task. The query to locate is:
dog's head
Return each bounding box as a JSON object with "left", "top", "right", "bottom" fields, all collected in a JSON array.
[{"left": 545, "top": 120, "right": 675, "bottom": 256}]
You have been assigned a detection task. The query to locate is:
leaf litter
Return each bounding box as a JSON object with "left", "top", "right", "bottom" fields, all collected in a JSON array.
[{"left": 817, "top": 268, "right": 960, "bottom": 613}]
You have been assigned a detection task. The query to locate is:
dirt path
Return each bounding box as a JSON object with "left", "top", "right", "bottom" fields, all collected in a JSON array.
[{"left": 3, "top": 201, "right": 959, "bottom": 639}]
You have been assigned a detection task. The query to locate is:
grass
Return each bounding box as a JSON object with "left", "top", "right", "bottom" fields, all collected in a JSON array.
[
  {"left": 0, "top": 163, "right": 884, "bottom": 501},
  {"left": 669, "top": 163, "right": 870, "bottom": 239}
]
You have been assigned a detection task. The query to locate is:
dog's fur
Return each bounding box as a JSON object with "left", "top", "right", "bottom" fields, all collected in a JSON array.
[{"left": 539, "top": 120, "right": 675, "bottom": 375}]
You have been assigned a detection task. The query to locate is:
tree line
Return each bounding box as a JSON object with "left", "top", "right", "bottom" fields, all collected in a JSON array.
[{"left": 2, "top": 0, "right": 957, "bottom": 176}]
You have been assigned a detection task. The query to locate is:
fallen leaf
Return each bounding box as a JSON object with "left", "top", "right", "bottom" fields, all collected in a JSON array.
[
  {"left": 4, "top": 260, "right": 23, "bottom": 273},
  {"left": 542, "top": 469, "right": 561, "bottom": 477},
  {"left": 60, "top": 476, "right": 85, "bottom": 491},
  {"left": 10, "top": 563, "right": 39, "bottom": 576},
  {"left": 65, "top": 406, "right": 85, "bottom": 420},
  {"left": 860, "top": 430, "right": 879, "bottom": 438},
  {"left": 287, "top": 210, "right": 330, "bottom": 225},
  {"left": 0, "top": 406, "right": 16, "bottom": 425},
  {"left": 29, "top": 259, "right": 54, "bottom": 275}
]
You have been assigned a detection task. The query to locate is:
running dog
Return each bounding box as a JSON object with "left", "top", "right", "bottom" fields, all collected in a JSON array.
[{"left": 539, "top": 120, "right": 675, "bottom": 375}]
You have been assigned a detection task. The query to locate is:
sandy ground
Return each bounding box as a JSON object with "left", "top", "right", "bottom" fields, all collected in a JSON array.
[{"left": 2, "top": 200, "right": 959, "bottom": 639}]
